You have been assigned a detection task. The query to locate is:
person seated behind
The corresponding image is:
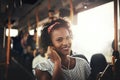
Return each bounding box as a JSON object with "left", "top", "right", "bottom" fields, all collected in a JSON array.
[
  {"left": 32, "top": 18, "right": 91, "bottom": 80},
  {"left": 24, "top": 30, "right": 38, "bottom": 71},
  {"left": 113, "top": 51, "right": 120, "bottom": 80},
  {"left": 21, "top": 31, "right": 29, "bottom": 54},
  {"left": 11, "top": 31, "right": 27, "bottom": 63},
  {"left": 27, "top": 31, "right": 37, "bottom": 57},
  {"left": 48, "top": 9, "right": 58, "bottom": 23},
  {"left": 12, "top": 31, "right": 23, "bottom": 56}
]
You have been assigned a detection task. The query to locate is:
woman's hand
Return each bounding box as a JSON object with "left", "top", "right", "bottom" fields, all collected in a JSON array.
[
  {"left": 46, "top": 46, "right": 61, "bottom": 63},
  {"left": 46, "top": 46, "right": 64, "bottom": 80}
]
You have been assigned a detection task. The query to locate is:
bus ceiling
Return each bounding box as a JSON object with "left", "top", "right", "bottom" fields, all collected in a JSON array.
[{"left": 0, "top": 0, "right": 113, "bottom": 31}]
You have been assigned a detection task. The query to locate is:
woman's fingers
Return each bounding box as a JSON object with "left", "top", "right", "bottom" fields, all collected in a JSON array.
[
  {"left": 46, "top": 46, "right": 55, "bottom": 59},
  {"left": 46, "top": 46, "right": 61, "bottom": 63}
]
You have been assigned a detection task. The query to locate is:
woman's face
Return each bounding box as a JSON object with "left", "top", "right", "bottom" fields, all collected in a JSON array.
[{"left": 51, "top": 27, "right": 72, "bottom": 56}]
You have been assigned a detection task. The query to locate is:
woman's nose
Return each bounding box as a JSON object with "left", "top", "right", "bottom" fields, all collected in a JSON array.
[{"left": 62, "top": 38, "right": 69, "bottom": 45}]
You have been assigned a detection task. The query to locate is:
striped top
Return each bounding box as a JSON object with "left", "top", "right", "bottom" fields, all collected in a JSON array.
[{"left": 32, "top": 55, "right": 91, "bottom": 80}]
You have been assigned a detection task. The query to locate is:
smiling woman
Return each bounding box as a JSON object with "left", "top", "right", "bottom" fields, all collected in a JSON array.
[
  {"left": 0, "top": 0, "right": 119, "bottom": 80},
  {"left": 32, "top": 18, "right": 91, "bottom": 80}
]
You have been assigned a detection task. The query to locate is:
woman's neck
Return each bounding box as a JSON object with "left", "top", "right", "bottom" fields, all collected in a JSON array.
[
  {"left": 61, "top": 56, "right": 75, "bottom": 70},
  {"left": 61, "top": 56, "right": 70, "bottom": 67}
]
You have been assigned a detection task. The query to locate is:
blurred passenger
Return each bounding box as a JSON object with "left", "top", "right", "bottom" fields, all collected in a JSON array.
[
  {"left": 111, "top": 40, "right": 120, "bottom": 80},
  {"left": 21, "top": 31, "right": 29, "bottom": 54},
  {"left": 32, "top": 18, "right": 91, "bottom": 80},
  {"left": 11, "top": 30, "right": 29, "bottom": 65},
  {"left": 27, "top": 30, "right": 38, "bottom": 57},
  {"left": 12, "top": 31, "right": 23, "bottom": 55},
  {"left": 48, "top": 9, "right": 59, "bottom": 22},
  {"left": 112, "top": 51, "right": 120, "bottom": 80},
  {"left": 24, "top": 30, "right": 38, "bottom": 72}
]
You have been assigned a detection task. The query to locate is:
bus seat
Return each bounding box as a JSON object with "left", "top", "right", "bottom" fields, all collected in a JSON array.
[
  {"left": 89, "top": 53, "right": 114, "bottom": 80},
  {"left": 89, "top": 53, "right": 107, "bottom": 80},
  {"left": 72, "top": 54, "right": 88, "bottom": 63}
]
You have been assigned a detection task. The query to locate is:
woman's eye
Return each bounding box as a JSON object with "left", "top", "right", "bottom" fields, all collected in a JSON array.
[{"left": 56, "top": 38, "right": 63, "bottom": 42}]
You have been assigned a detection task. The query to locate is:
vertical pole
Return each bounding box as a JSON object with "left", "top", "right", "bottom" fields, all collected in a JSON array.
[
  {"left": 112, "top": 0, "right": 119, "bottom": 73},
  {"left": 48, "top": 0, "right": 51, "bottom": 10},
  {"left": 5, "top": 16, "right": 11, "bottom": 80},
  {"left": 114, "top": 0, "right": 118, "bottom": 51},
  {"left": 35, "top": 9, "right": 39, "bottom": 57},
  {"left": 69, "top": 0, "right": 74, "bottom": 21},
  {"left": 3, "top": 27, "right": 6, "bottom": 48},
  {"left": 6, "top": 16, "right": 11, "bottom": 65}
]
